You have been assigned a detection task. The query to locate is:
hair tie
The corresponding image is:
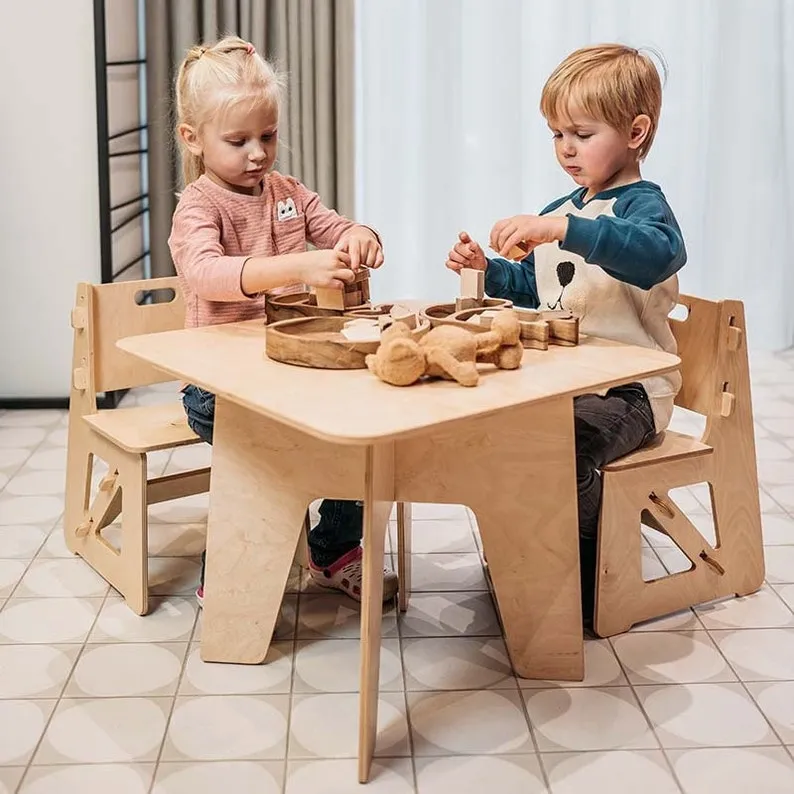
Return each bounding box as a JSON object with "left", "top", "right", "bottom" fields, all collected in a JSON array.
[{"left": 245, "top": 42, "right": 256, "bottom": 55}]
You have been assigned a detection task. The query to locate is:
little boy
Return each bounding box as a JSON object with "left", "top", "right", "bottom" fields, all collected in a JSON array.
[{"left": 446, "top": 44, "right": 686, "bottom": 626}]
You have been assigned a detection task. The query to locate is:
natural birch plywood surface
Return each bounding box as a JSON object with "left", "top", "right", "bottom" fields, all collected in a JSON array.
[{"left": 119, "top": 319, "right": 680, "bottom": 444}]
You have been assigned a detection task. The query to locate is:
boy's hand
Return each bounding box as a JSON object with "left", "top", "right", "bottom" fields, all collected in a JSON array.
[
  {"left": 445, "top": 231, "right": 487, "bottom": 273},
  {"left": 490, "top": 215, "right": 568, "bottom": 258},
  {"left": 298, "top": 249, "right": 355, "bottom": 289},
  {"left": 335, "top": 227, "right": 384, "bottom": 270}
]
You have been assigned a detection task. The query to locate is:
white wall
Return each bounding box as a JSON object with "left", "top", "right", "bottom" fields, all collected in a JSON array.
[
  {"left": 0, "top": 0, "right": 101, "bottom": 400},
  {"left": 356, "top": 0, "right": 794, "bottom": 351}
]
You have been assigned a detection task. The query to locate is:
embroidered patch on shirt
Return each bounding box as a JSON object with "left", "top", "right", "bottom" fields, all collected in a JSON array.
[{"left": 277, "top": 197, "right": 298, "bottom": 220}]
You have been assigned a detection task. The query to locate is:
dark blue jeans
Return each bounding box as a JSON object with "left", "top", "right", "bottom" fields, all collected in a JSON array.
[
  {"left": 182, "top": 385, "right": 363, "bottom": 585},
  {"left": 574, "top": 382, "right": 657, "bottom": 622}
]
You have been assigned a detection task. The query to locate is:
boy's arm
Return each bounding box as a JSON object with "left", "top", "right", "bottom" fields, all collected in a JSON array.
[
  {"left": 561, "top": 192, "right": 687, "bottom": 289},
  {"left": 484, "top": 254, "right": 541, "bottom": 309}
]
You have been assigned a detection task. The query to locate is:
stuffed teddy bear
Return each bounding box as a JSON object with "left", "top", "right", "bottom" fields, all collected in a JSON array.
[{"left": 365, "top": 309, "right": 523, "bottom": 387}]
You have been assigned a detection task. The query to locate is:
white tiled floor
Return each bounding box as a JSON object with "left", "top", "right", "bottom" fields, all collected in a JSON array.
[{"left": 1, "top": 349, "right": 794, "bottom": 792}]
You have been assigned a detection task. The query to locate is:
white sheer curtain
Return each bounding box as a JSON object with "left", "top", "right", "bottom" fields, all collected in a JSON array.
[{"left": 355, "top": 0, "right": 794, "bottom": 350}]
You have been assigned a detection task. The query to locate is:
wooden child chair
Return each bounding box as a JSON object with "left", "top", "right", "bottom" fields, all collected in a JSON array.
[
  {"left": 594, "top": 295, "right": 764, "bottom": 636},
  {"left": 65, "top": 278, "right": 210, "bottom": 615}
]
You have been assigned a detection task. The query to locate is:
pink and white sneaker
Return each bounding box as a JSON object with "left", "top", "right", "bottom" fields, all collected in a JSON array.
[
  {"left": 309, "top": 546, "right": 399, "bottom": 602},
  {"left": 196, "top": 585, "right": 204, "bottom": 608}
]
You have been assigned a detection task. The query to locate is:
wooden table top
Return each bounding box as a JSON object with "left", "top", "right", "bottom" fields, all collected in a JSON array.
[{"left": 119, "top": 319, "right": 680, "bottom": 444}]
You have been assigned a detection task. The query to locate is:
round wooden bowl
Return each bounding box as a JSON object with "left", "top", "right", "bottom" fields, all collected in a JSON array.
[
  {"left": 420, "top": 298, "right": 512, "bottom": 328},
  {"left": 344, "top": 303, "right": 406, "bottom": 320},
  {"left": 265, "top": 292, "right": 371, "bottom": 324},
  {"left": 265, "top": 315, "right": 430, "bottom": 369}
]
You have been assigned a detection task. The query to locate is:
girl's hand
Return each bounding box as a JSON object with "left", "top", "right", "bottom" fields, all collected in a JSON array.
[
  {"left": 298, "top": 249, "right": 355, "bottom": 289},
  {"left": 489, "top": 215, "right": 568, "bottom": 258},
  {"left": 445, "top": 231, "right": 487, "bottom": 273},
  {"left": 335, "top": 227, "right": 384, "bottom": 270}
]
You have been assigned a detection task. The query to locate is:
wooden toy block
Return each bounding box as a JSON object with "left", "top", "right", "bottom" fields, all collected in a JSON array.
[
  {"left": 546, "top": 315, "right": 579, "bottom": 346},
  {"left": 465, "top": 310, "right": 500, "bottom": 327},
  {"left": 314, "top": 287, "right": 346, "bottom": 311},
  {"left": 460, "top": 268, "right": 485, "bottom": 300},
  {"left": 455, "top": 297, "right": 479, "bottom": 312},
  {"left": 506, "top": 241, "right": 530, "bottom": 261},
  {"left": 378, "top": 305, "right": 418, "bottom": 331},
  {"left": 513, "top": 308, "right": 579, "bottom": 347},
  {"left": 345, "top": 289, "right": 363, "bottom": 307},
  {"left": 313, "top": 267, "right": 370, "bottom": 311},
  {"left": 513, "top": 308, "right": 541, "bottom": 323},
  {"left": 518, "top": 321, "right": 550, "bottom": 350}
]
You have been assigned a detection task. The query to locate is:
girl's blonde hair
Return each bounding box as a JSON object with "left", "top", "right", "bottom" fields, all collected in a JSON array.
[
  {"left": 540, "top": 44, "right": 666, "bottom": 160},
  {"left": 174, "top": 35, "right": 286, "bottom": 185}
]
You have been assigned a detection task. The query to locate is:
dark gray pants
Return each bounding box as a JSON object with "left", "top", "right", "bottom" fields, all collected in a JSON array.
[
  {"left": 574, "top": 382, "right": 657, "bottom": 621},
  {"left": 182, "top": 385, "right": 363, "bottom": 585}
]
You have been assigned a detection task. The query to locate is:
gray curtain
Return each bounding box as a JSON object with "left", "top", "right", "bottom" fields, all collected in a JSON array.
[{"left": 145, "top": 0, "right": 356, "bottom": 277}]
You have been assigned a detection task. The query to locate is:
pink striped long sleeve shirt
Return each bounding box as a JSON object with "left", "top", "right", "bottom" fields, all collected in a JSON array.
[{"left": 168, "top": 172, "right": 358, "bottom": 328}]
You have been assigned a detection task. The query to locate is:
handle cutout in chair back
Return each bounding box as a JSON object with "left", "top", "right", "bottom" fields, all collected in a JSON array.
[{"left": 135, "top": 288, "right": 177, "bottom": 306}]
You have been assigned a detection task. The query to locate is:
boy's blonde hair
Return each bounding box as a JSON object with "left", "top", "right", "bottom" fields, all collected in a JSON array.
[
  {"left": 174, "top": 35, "right": 286, "bottom": 186},
  {"left": 540, "top": 44, "right": 665, "bottom": 160}
]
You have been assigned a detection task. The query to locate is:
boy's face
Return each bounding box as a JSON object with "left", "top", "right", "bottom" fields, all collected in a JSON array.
[
  {"left": 181, "top": 97, "right": 279, "bottom": 195},
  {"left": 548, "top": 109, "right": 638, "bottom": 195}
]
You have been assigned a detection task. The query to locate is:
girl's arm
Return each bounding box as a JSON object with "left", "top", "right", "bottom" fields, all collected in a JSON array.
[
  {"left": 169, "top": 197, "right": 352, "bottom": 298},
  {"left": 296, "top": 182, "right": 359, "bottom": 249}
]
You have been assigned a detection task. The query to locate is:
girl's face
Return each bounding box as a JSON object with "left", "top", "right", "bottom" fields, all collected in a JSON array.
[{"left": 184, "top": 97, "right": 279, "bottom": 195}]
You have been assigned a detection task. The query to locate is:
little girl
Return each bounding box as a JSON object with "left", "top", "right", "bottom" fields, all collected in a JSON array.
[{"left": 168, "top": 36, "right": 397, "bottom": 606}]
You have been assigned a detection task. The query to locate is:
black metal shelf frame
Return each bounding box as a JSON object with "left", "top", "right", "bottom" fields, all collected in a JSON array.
[{"left": 93, "top": 0, "right": 150, "bottom": 287}]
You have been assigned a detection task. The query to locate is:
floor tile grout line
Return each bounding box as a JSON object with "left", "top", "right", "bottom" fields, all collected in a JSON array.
[
  {"left": 0, "top": 511, "right": 65, "bottom": 607},
  {"left": 760, "top": 484, "right": 793, "bottom": 514},
  {"left": 6, "top": 389, "right": 794, "bottom": 787},
  {"left": 146, "top": 597, "right": 202, "bottom": 794},
  {"left": 14, "top": 587, "right": 111, "bottom": 791},
  {"left": 281, "top": 585, "right": 300, "bottom": 794},
  {"left": 513, "top": 667, "right": 551, "bottom": 791},
  {"left": 700, "top": 622, "right": 794, "bottom": 751},
  {"left": 609, "top": 637, "right": 687, "bottom": 793},
  {"left": 395, "top": 567, "right": 422, "bottom": 794},
  {"left": 0, "top": 413, "right": 64, "bottom": 499},
  {"left": 475, "top": 552, "right": 552, "bottom": 789}
]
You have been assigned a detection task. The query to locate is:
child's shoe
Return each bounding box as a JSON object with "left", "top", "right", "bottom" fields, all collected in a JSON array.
[
  {"left": 309, "top": 546, "right": 399, "bottom": 602},
  {"left": 196, "top": 585, "right": 204, "bottom": 608}
]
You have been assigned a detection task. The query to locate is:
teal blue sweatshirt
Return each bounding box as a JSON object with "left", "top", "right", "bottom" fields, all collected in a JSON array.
[
  {"left": 484, "top": 180, "right": 686, "bottom": 308},
  {"left": 484, "top": 180, "right": 686, "bottom": 433}
]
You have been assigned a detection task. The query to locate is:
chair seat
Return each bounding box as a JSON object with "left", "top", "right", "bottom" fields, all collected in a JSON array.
[
  {"left": 603, "top": 430, "right": 712, "bottom": 472},
  {"left": 83, "top": 402, "right": 201, "bottom": 453}
]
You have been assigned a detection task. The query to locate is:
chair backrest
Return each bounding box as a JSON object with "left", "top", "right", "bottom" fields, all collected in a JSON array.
[
  {"left": 71, "top": 277, "right": 185, "bottom": 398},
  {"left": 670, "top": 294, "right": 750, "bottom": 424}
]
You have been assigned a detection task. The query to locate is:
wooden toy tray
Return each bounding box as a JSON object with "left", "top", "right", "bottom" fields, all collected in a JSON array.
[{"left": 265, "top": 315, "right": 429, "bottom": 369}]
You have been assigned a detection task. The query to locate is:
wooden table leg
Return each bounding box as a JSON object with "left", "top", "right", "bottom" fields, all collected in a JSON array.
[
  {"left": 395, "top": 398, "right": 584, "bottom": 681},
  {"left": 358, "top": 443, "right": 395, "bottom": 783},
  {"left": 396, "top": 502, "right": 412, "bottom": 613},
  {"left": 201, "top": 397, "right": 367, "bottom": 664}
]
